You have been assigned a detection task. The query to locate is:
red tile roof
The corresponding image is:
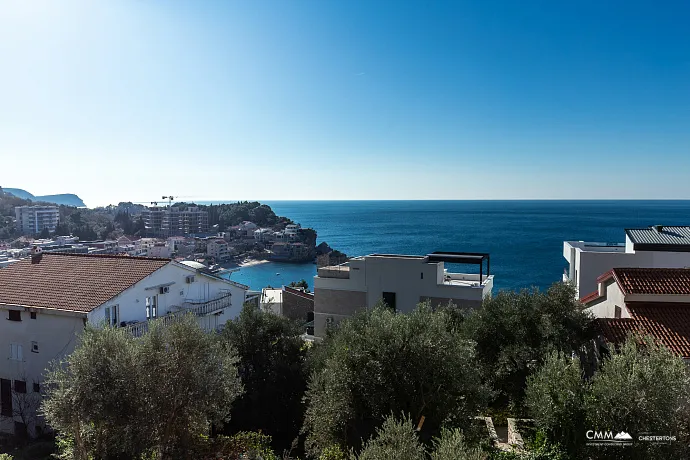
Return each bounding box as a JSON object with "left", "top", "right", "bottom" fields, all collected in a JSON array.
[
  {"left": 597, "top": 302, "right": 690, "bottom": 358},
  {"left": 0, "top": 253, "right": 170, "bottom": 313},
  {"left": 613, "top": 268, "right": 690, "bottom": 295},
  {"left": 580, "top": 290, "right": 600, "bottom": 304},
  {"left": 584, "top": 268, "right": 690, "bottom": 304}
]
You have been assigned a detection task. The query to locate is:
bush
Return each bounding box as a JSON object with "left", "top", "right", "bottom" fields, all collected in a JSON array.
[
  {"left": 431, "top": 428, "right": 487, "bottom": 460},
  {"left": 303, "top": 303, "right": 490, "bottom": 455},
  {"left": 525, "top": 351, "right": 585, "bottom": 453},
  {"left": 356, "top": 415, "right": 426, "bottom": 460},
  {"left": 462, "top": 283, "right": 593, "bottom": 409}
]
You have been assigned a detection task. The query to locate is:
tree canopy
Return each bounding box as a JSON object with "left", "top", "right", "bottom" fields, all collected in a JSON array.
[
  {"left": 303, "top": 303, "right": 491, "bottom": 456},
  {"left": 461, "top": 282, "right": 594, "bottom": 409},
  {"left": 221, "top": 304, "right": 309, "bottom": 453},
  {"left": 526, "top": 336, "right": 690, "bottom": 459},
  {"left": 41, "top": 315, "right": 243, "bottom": 460}
]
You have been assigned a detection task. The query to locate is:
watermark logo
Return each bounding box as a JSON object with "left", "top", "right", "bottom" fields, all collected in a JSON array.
[
  {"left": 585, "top": 430, "right": 633, "bottom": 446},
  {"left": 638, "top": 432, "right": 676, "bottom": 445}
]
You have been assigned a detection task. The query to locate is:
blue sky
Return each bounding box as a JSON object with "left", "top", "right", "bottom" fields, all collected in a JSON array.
[{"left": 1, "top": 0, "right": 689, "bottom": 206}]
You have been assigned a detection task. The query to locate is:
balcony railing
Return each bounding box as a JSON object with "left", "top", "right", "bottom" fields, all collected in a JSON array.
[{"left": 124, "top": 292, "right": 232, "bottom": 337}]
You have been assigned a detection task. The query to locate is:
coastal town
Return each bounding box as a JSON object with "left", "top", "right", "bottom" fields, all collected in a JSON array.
[
  {"left": 3, "top": 0, "right": 689, "bottom": 457},
  {"left": 1, "top": 185, "right": 690, "bottom": 459}
]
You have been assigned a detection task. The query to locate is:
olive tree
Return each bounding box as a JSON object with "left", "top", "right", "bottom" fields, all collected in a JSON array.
[
  {"left": 526, "top": 336, "right": 690, "bottom": 460},
  {"left": 42, "top": 315, "right": 243, "bottom": 459},
  {"left": 584, "top": 337, "right": 690, "bottom": 460},
  {"left": 221, "top": 304, "right": 309, "bottom": 452},
  {"left": 303, "top": 303, "right": 490, "bottom": 456},
  {"left": 462, "top": 282, "right": 593, "bottom": 409}
]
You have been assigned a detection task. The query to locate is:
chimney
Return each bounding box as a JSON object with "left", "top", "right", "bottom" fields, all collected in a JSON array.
[
  {"left": 30, "top": 245, "right": 43, "bottom": 263},
  {"left": 653, "top": 225, "right": 664, "bottom": 233}
]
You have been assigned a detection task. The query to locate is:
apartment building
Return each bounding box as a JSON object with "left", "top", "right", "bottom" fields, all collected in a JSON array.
[
  {"left": 582, "top": 267, "right": 690, "bottom": 362},
  {"left": 563, "top": 225, "right": 690, "bottom": 299},
  {"left": 206, "top": 239, "right": 229, "bottom": 262},
  {"left": 14, "top": 206, "right": 59, "bottom": 236},
  {"left": 141, "top": 206, "right": 209, "bottom": 237},
  {"left": 313, "top": 251, "right": 493, "bottom": 336},
  {"left": 0, "top": 251, "right": 249, "bottom": 435}
]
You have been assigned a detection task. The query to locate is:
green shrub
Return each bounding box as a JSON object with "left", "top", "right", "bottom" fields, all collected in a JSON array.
[{"left": 319, "top": 445, "right": 347, "bottom": 460}]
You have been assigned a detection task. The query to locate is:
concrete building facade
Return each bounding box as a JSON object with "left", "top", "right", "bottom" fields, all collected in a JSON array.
[
  {"left": 313, "top": 252, "right": 493, "bottom": 336},
  {"left": 14, "top": 206, "right": 59, "bottom": 236},
  {"left": 564, "top": 225, "right": 690, "bottom": 298}
]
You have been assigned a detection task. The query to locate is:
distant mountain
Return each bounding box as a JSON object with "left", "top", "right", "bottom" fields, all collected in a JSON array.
[
  {"left": 4, "top": 188, "right": 86, "bottom": 207},
  {"left": 4, "top": 188, "right": 34, "bottom": 200}
]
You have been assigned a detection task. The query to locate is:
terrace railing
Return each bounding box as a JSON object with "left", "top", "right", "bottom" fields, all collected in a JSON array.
[{"left": 125, "top": 292, "right": 232, "bottom": 337}]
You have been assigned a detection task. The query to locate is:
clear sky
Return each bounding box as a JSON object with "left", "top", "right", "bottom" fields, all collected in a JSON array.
[{"left": 1, "top": 0, "right": 689, "bottom": 206}]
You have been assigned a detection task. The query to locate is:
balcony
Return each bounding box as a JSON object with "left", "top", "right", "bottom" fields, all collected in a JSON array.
[
  {"left": 125, "top": 292, "right": 232, "bottom": 337},
  {"left": 564, "top": 241, "right": 626, "bottom": 253}
]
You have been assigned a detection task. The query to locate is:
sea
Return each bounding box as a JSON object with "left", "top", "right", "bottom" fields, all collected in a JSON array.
[{"left": 211, "top": 201, "right": 690, "bottom": 293}]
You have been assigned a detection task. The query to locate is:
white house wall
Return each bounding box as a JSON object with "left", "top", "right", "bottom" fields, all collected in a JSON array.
[{"left": 87, "top": 263, "right": 246, "bottom": 327}]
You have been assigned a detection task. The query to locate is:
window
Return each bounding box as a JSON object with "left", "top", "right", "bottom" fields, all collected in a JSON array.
[
  {"left": 14, "top": 380, "right": 26, "bottom": 394},
  {"left": 33, "top": 382, "right": 40, "bottom": 393},
  {"left": 0, "top": 379, "right": 11, "bottom": 416},
  {"left": 105, "top": 305, "right": 119, "bottom": 327},
  {"left": 9, "top": 343, "right": 23, "bottom": 361},
  {"left": 146, "top": 296, "right": 158, "bottom": 319},
  {"left": 421, "top": 272, "right": 424, "bottom": 279},
  {"left": 7, "top": 310, "right": 21, "bottom": 321},
  {"left": 31, "top": 341, "right": 39, "bottom": 353},
  {"left": 382, "top": 292, "right": 396, "bottom": 311},
  {"left": 614, "top": 305, "right": 622, "bottom": 319},
  {"left": 30, "top": 312, "right": 37, "bottom": 319},
  {"left": 14, "top": 422, "right": 27, "bottom": 439}
]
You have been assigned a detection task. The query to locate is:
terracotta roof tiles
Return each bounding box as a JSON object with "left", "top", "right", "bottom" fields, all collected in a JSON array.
[
  {"left": 612, "top": 268, "right": 690, "bottom": 295},
  {"left": 0, "top": 253, "right": 170, "bottom": 313},
  {"left": 597, "top": 302, "right": 690, "bottom": 358}
]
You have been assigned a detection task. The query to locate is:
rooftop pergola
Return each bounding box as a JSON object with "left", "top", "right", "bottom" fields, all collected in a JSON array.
[{"left": 425, "top": 251, "right": 491, "bottom": 283}]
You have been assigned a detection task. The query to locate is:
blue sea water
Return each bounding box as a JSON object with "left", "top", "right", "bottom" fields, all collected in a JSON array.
[{"left": 217, "top": 201, "right": 690, "bottom": 293}]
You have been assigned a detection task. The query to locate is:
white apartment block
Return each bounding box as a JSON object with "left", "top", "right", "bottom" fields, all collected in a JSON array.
[
  {"left": 563, "top": 225, "right": 690, "bottom": 299},
  {"left": 313, "top": 252, "right": 493, "bottom": 336},
  {"left": 0, "top": 251, "right": 249, "bottom": 436},
  {"left": 14, "top": 206, "right": 59, "bottom": 236}
]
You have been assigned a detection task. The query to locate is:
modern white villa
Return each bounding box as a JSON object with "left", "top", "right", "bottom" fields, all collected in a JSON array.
[
  {"left": 563, "top": 225, "right": 690, "bottom": 299},
  {"left": 0, "top": 250, "right": 249, "bottom": 436},
  {"left": 313, "top": 251, "right": 493, "bottom": 336}
]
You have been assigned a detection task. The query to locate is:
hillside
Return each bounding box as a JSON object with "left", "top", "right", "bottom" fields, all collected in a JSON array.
[{"left": 4, "top": 188, "right": 86, "bottom": 207}]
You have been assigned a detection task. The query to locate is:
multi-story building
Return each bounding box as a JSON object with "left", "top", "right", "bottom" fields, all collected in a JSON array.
[
  {"left": 141, "top": 206, "right": 209, "bottom": 237},
  {"left": 563, "top": 225, "right": 690, "bottom": 298},
  {"left": 313, "top": 251, "right": 493, "bottom": 336},
  {"left": 582, "top": 267, "right": 690, "bottom": 363},
  {"left": 206, "top": 239, "right": 229, "bottom": 262},
  {"left": 14, "top": 206, "right": 59, "bottom": 236},
  {"left": 0, "top": 250, "right": 250, "bottom": 435}
]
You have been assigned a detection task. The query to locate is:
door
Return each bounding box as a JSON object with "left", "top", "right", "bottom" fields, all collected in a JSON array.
[
  {"left": 0, "top": 378, "right": 11, "bottom": 416},
  {"left": 382, "top": 292, "right": 396, "bottom": 311}
]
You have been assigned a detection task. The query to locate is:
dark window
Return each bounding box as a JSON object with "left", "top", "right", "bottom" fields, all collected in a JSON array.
[
  {"left": 382, "top": 292, "right": 396, "bottom": 311},
  {"left": 421, "top": 272, "right": 424, "bottom": 279},
  {"left": 14, "top": 380, "right": 26, "bottom": 394},
  {"left": 14, "top": 421, "right": 28, "bottom": 439},
  {"left": 30, "top": 312, "right": 37, "bottom": 319},
  {"left": 0, "top": 379, "right": 11, "bottom": 416},
  {"left": 8, "top": 310, "right": 21, "bottom": 321},
  {"left": 614, "top": 305, "right": 622, "bottom": 319},
  {"left": 33, "top": 382, "right": 40, "bottom": 393}
]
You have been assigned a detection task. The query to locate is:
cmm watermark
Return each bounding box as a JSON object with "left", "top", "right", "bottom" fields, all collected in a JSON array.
[
  {"left": 585, "top": 430, "right": 633, "bottom": 447},
  {"left": 585, "top": 429, "right": 677, "bottom": 447}
]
